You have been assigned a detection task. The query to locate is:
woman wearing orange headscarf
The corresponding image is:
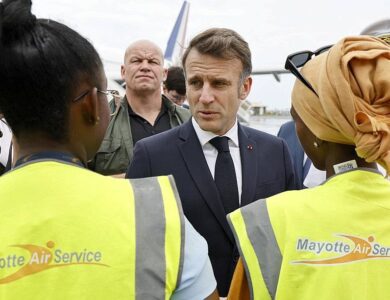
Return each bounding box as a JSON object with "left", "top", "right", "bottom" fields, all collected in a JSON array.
[{"left": 227, "top": 36, "right": 390, "bottom": 300}]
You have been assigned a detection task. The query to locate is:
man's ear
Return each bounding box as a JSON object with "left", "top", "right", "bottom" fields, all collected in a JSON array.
[
  {"left": 239, "top": 76, "right": 252, "bottom": 100},
  {"left": 121, "top": 65, "right": 126, "bottom": 81},
  {"left": 162, "top": 68, "right": 168, "bottom": 82},
  {"left": 82, "top": 87, "right": 99, "bottom": 126}
]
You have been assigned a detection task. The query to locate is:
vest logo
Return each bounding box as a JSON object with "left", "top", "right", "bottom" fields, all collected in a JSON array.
[
  {"left": 0, "top": 241, "right": 108, "bottom": 284},
  {"left": 293, "top": 234, "right": 390, "bottom": 265}
]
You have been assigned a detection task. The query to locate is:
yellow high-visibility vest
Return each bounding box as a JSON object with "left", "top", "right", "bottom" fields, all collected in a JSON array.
[
  {"left": 228, "top": 169, "right": 390, "bottom": 300},
  {"left": 0, "top": 160, "right": 183, "bottom": 299}
]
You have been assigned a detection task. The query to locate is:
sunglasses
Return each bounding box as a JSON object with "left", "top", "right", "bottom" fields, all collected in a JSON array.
[{"left": 285, "top": 45, "right": 333, "bottom": 96}]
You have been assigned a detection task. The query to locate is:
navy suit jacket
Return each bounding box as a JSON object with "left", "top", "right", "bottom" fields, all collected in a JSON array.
[
  {"left": 278, "top": 120, "right": 306, "bottom": 189},
  {"left": 126, "top": 120, "right": 297, "bottom": 296}
]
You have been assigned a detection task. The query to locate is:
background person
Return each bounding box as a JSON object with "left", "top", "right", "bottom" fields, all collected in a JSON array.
[
  {"left": 0, "top": 1, "right": 217, "bottom": 299},
  {"left": 163, "top": 66, "right": 188, "bottom": 107},
  {"left": 127, "top": 27, "right": 298, "bottom": 297},
  {"left": 228, "top": 35, "right": 390, "bottom": 299},
  {"left": 90, "top": 40, "right": 191, "bottom": 176}
]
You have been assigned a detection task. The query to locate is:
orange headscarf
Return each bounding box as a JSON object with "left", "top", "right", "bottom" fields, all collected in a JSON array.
[{"left": 292, "top": 36, "right": 390, "bottom": 173}]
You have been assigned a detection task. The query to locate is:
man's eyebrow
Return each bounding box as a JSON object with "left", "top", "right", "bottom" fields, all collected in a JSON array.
[
  {"left": 128, "top": 53, "right": 160, "bottom": 58},
  {"left": 187, "top": 74, "right": 201, "bottom": 81},
  {"left": 212, "top": 77, "right": 230, "bottom": 82},
  {"left": 148, "top": 57, "right": 162, "bottom": 62}
]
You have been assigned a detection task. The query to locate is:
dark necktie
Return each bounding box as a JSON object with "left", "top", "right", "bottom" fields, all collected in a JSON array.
[{"left": 209, "top": 137, "right": 239, "bottom": 214}]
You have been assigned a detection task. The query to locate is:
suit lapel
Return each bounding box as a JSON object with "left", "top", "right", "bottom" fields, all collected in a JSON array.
[
  {"left": 178, "top": 121, "right": 234, "bottom": 243},
  {"left": 239, "top": 125, "right": 258, "bottom": 207}
]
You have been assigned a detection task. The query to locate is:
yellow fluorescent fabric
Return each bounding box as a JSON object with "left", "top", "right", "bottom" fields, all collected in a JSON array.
[
  {"left": 228, "top": 170, "right": 390, "bottom": 299},
  {"left": 0, "top": 162, "right": 182, "bottom": 299},
  {"left": 228, "top": 210, "right": 270, "bottom": 300},
  {"left": 127, "top": 181, "right": 136, "bottom": 299},
  {"left": 291, "top": 36, "right": 390, "bottom": 172},
  {"left": 266, "top": 170, "right": 390, "bottom": 300},
  {"left": 158, "top": 176, "right": 182, "bottom": 300},
  {"left": 0, "top": 161, "right": 134, "bottom": 299}
]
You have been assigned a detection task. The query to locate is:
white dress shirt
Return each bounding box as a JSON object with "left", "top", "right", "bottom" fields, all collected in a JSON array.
[
  {"left": 302, "top": 154, "right": 326, "bottom": 188},
  {"left": 302, "top": 153, "right": 326, "bottom": 188},
  {"left": 192, "top": 118, "right": 242, "bottom": 204}
]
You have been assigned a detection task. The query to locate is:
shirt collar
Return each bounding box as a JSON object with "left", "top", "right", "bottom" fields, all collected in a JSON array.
[
  {"left": 127, "top": 97, "right": 167, "bottom": 117},
  {"left": 191, "top": 118, "right": 239, "bottom": 147}
]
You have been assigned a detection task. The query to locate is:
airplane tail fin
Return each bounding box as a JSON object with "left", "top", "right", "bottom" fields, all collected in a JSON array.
[{"left": 164, "top": 1, "right": 190, "bottom": 67}]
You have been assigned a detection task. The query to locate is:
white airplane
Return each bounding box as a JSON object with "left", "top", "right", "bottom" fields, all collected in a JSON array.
[
  {"left": 252, "top": 69, "right": 290, "bottom": 82},
  {"left": 164, "top": 1, "right": 190, "bottom": 67}
]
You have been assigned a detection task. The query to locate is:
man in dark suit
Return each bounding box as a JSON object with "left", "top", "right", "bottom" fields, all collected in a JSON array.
[
  {"left": 126, "top": 28, "right": 297, "bottom": 296},
  {"left": 277, "top": 120, "right": 308, "bottom": 189}
]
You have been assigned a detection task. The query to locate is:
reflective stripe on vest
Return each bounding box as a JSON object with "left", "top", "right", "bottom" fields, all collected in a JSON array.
[
  {"left": 0, "top": 161, "right": 184, "bottom": 299},
  {"left": 131, "top": 176, "right": 184, "bottom": 299},
  {"left": 228, "top": 199, "right": 282, "bottom": 300}
]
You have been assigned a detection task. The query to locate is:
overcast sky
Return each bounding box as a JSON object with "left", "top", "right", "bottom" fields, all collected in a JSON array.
[{"left": 33, "top": 0, "right": 388, "bottom": 110}]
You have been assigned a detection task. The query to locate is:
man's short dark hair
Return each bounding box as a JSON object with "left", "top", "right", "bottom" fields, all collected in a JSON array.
[
  {"left": 181, "top": 28, "right": 252, "bottom": 81},
  {"left": 164, "top": 66, "right": 186, "bottom": 95}
]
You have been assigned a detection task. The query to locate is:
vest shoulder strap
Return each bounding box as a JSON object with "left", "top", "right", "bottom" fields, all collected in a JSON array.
[
  {"left": 228, "top": 199, "right": 282, "bottom": 300},
  {"left": 129, "top": 175, "right": 185, "bottom": 297}
]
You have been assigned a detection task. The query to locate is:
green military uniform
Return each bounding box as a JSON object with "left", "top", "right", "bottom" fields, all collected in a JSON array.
[{"left": 90, "top": 95, "right": 191, "bottom": 175}]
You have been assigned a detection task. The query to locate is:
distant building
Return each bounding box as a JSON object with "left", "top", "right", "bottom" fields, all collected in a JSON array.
[{"left": 251, "top": 102, "right": 267, "bottom": 116}]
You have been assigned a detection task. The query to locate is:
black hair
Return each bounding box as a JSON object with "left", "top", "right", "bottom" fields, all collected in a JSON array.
[
  {"left": 0, "top": 0, "right": 103, "bottom": 141},
  {"left": 164, "top": 66, "right": 186, "bottom": 95}
]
